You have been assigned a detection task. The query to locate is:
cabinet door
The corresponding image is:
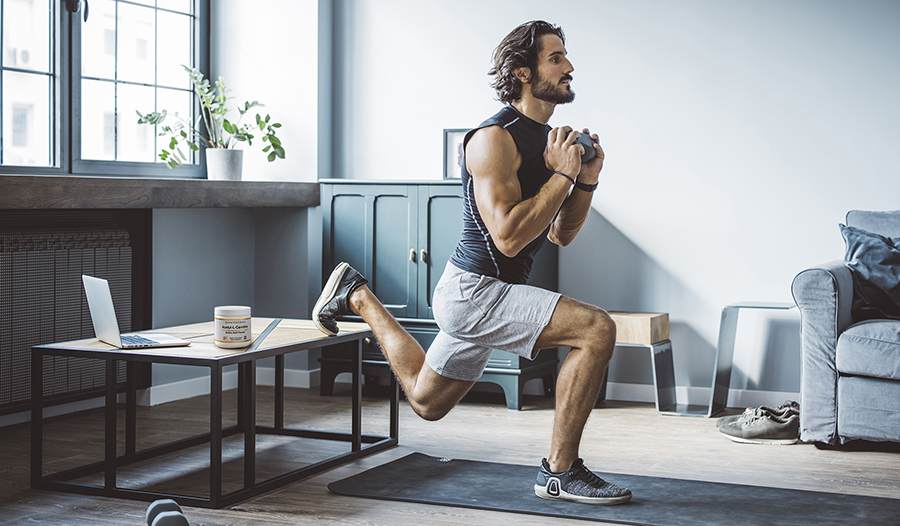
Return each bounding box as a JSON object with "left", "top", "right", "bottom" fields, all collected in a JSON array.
[
  {"left": 325, "top": 185, "right": 418, "bottom": 318},
  {"left": 417, "top": 184, "right": 463, "bottom": 319}
]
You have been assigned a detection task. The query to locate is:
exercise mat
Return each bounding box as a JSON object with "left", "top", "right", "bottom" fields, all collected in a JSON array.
[{"left": 328, "top": 453, "right": 900, "bottom": 525}]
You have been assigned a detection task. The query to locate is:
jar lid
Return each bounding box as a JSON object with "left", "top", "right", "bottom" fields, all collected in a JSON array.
[{"left": 215, "top": 305, "right": 251, "bottom": 317}]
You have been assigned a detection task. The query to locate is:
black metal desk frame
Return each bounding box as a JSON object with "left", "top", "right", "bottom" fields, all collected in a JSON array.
[{"left": 31, "top": 324, "right": 399, "bottom": 509}]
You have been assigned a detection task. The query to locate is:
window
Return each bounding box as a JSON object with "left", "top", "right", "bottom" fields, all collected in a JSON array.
[
  {"left": 1, "top": 0, "right": 53, "bottom": 167},
  {"left": 0, "top": 0, "right": 208, "bottom": 177}
]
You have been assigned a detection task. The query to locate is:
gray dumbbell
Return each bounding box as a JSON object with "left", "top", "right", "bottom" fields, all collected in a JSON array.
[
  {"left": 146, "top": 500, "right": 186, "bottom": 526},
  {"left": 573, "top": 133, "right": 597, "bottom": 162},
  {"left": 151, "top": 511, "right": 189, "bottom": 526}
]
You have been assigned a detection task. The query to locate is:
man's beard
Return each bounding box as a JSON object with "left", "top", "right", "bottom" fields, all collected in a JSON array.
[{"left": 531, "top": 71, "right": 575, "bottom": 104}]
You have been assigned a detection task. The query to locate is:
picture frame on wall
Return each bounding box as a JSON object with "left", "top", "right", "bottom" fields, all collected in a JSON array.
[{"left": 443, "top": 129, "right": 468, "bottom": 179}]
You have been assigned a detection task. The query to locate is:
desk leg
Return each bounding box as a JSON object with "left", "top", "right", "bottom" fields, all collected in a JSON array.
[
  {"left": 237, "top": 363, "right": 245, "bottom": 426},
  {"left": 105, "top": 359, "right": 117, "bottom": 490},
  {"left": 275, "top": 355, "right": 285, "bottom": 430},
  {"left": 30, "top": 351, "right": 43, "bottom": 488},
  {"left": 352, "top": 339, "right": 362, "bottom": 452},
  {"left": 241, "top": 360, "right": 257, "bottom": 490},
  {"left": 126, "top": 362, "right": 137, "bottom": 458},
  {"left": 210, "top": 364, "right": 223, "bottom": 507},
  {"left": 390, "top": 373, "right": 399, "bottom": 440}
]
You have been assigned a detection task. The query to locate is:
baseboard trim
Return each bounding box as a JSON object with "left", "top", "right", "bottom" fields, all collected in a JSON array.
[
  {"left": 1, "top": 376, "right": 798, "bottom": 426},
  {"left": 604, "top": 382, "right": 800, "bottom": 409},
  {"left": 0, "top": 394, "right": 127, "bottom": 428},
  {"left": 139, "top": 367, "right": 321, "bottom": 406}
]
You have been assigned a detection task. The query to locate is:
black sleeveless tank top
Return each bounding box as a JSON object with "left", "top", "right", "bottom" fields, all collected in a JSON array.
[{"left": 448, "top": 105, "right": 553, "bottom": 284}]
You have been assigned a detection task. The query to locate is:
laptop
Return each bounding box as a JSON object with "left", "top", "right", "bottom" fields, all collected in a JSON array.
[{"left": 82, "top": 275, "right": 191, "bottom": 349}]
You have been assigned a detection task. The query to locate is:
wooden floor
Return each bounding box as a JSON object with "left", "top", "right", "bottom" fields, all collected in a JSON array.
[{"left": 2, "top": 385, "right": 899, "bottom": 525}]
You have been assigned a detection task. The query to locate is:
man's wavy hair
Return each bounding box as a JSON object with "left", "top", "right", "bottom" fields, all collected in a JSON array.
[{"left": 490, "top": 21, "right": 566, "bottom": 104}]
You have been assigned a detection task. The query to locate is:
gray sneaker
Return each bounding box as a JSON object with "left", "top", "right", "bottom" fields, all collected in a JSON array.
[
  {"left": 719, "top": 414, "right": 800, "bottom": 444},
  {"left": 534, "top": 458, "right": 632, "bottom": 505},
  {"left": 716, "top": 405, "right": 797, "bottom": 428}
]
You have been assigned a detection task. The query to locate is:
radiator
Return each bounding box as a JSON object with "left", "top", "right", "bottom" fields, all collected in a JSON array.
[{"left": 0, "top": 227, "right": 131, "bottom": 414}]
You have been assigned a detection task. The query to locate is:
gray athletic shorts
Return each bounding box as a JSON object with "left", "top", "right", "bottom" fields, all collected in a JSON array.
[{"left": 426, "top": 262, "right": 562, "bottom": 381}]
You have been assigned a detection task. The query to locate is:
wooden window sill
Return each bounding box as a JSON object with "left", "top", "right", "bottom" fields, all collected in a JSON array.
[{"left": 0, "top": 175, "right": 319, "bottom": 209}]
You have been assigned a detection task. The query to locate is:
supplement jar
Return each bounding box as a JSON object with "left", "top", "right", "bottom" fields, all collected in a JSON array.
[{"left": 214, "top": 306, "right": 251, "bottom": 348}]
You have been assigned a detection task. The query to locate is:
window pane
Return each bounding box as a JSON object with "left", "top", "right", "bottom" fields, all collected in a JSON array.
[
  {"left": 157, "top": 11, "right": 191, "bottom": 89},
  {"left": 2, "top": 71, "right": 51, "bottom": 166},
  {"left": 81, "top": 79, "right": 116, "bottom": 160},
  {"left": 156, "top": 87, "right": 194, "bottom": 164},
  {"left": 117, "top": 2, "right": 155, "bottom": 85},
  {"left": 157, "top": 0, "right": 192, "bottom": 14},
  {"left": 81, "top": 0, "right": 117, "bottom": 80},
  {"left": 117, "top": 83, "right": 155, "bottom": 162},
  {"left": 2, "top": 0, "right": 51, "bottom": 73}
]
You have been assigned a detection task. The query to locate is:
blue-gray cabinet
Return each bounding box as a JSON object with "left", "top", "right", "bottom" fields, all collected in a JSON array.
[{"left": 320, "top": 180, "right": 558, "bottom": 409}]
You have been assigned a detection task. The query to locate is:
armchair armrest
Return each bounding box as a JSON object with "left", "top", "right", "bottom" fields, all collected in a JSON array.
[
  {"left": 791, "top": 260, "right": 854, "bottom": 444},
  {"left": 792, "top": 260, "right": 854, "bottom": 335}
]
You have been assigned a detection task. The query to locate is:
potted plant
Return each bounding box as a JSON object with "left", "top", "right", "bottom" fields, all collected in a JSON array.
[{"left": 137, "top": 66, "right": 285, "bottom": 180}]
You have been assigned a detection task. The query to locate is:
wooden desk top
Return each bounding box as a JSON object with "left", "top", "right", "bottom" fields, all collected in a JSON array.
[{"left": 40, "top": 318, "right": 373, "bottom": 362}]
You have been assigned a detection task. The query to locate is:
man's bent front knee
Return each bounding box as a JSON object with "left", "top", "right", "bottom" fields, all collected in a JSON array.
[{"left": 576, "top": 307, "right": 617, "bottom": 359}]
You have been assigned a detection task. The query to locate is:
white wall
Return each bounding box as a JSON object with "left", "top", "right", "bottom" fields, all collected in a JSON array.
[
  {"left": 197, "top": 1, "right": 899, "bottom": 402},
  {"left": 328, "top": 0, "right": 900, "bottom": 401},
  {"left": 211, "top": 0, "right": 319, "bottom": 182}
]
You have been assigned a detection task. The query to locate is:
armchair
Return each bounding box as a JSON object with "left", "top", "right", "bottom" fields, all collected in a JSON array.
[{"left": 791, "top": 210, "right": 900, "bottom": 445}]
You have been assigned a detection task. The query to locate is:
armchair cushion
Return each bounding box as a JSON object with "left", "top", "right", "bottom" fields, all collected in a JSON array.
[
  {"left": 840, "top": 224, "right": 900, "bottom": 321},
  {"left": 836, "top": 320, "right": 900, "bottom": 381}
]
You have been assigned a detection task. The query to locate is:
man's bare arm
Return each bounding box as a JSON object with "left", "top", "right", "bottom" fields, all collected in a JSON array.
[
  {"left": 467, "top": 125, "right": 582, "bottom": 257},
  {"left": 548, "top": 129, "right": 604, "bottom": 246}
]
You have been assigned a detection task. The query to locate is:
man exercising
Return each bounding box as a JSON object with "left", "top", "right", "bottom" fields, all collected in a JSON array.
[{"left": 313, "top": 20, "right": 631, "bottom": 505}]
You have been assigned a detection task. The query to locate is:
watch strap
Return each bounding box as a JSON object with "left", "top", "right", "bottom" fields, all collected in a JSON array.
[{"left": 574, "top": 181, "right": 598, "bottom": 192}]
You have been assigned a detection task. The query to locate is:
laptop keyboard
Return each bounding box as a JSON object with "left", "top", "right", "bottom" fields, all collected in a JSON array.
[{"left": 120, "top": 334, "right": 157, "bottom": 347}]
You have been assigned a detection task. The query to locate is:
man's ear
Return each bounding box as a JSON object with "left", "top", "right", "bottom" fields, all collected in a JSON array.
[{"left": 514, "top": 66, "right": 532, "bottom": 85}]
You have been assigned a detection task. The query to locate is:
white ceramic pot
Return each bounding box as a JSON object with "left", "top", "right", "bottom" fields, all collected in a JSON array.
[{"left": 206, "top": 149, "right": 243, "bottom": 181}]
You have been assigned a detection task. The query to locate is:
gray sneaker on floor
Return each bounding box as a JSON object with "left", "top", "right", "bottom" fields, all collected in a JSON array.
[
  {"left": 719, "top": 414, "right": 800, "bottom": 444},
  {"left": 534, "top": 458, "right": 632, "bottom": 505},
  {"left": 716, "top": 405, "right": 797, "bottom": 428}
]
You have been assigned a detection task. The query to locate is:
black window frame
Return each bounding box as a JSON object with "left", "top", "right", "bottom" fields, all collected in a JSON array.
[{"left": 0, "top": 0, "right": 210, "bottom": 179}]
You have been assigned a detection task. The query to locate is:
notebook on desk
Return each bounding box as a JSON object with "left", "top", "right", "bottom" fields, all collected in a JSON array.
[{"left": 82, "top": 275, "right": 191, "bottom": 349}]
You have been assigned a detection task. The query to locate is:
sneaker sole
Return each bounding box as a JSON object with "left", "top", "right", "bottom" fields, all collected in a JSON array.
[
  {"left": 534, "top": 484, "right": 632, "bottom": 505},
  {"left": 312, "top": 262, "right": 349, "bottom": 336},
  {"left": 719, "top": 431, "right": 798, "bottom": 445}
]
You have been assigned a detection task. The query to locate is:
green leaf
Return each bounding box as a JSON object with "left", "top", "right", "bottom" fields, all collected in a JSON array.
[
  {"left": 269, "top": 136, "right": 281, "bottom": 147},
  {"left": 263, "top": 145, "right": 271, "bottom": 152},
  {"left": 272, "top": 123, "right": 282, "bottom": 128},
  {"left": 169, "top": 137, "right": 178, "bottom": 149},
  {"left": 268, "top": 151, "right": 276, "bottom": 162}
]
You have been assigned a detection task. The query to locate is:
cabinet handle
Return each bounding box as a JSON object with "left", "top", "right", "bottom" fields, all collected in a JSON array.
[
  {"left": 409, "top": 249, "right": 416, "bottom": 262},
  {"left": 420, "top": 249, "right": 427, "bottom": 263}
]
